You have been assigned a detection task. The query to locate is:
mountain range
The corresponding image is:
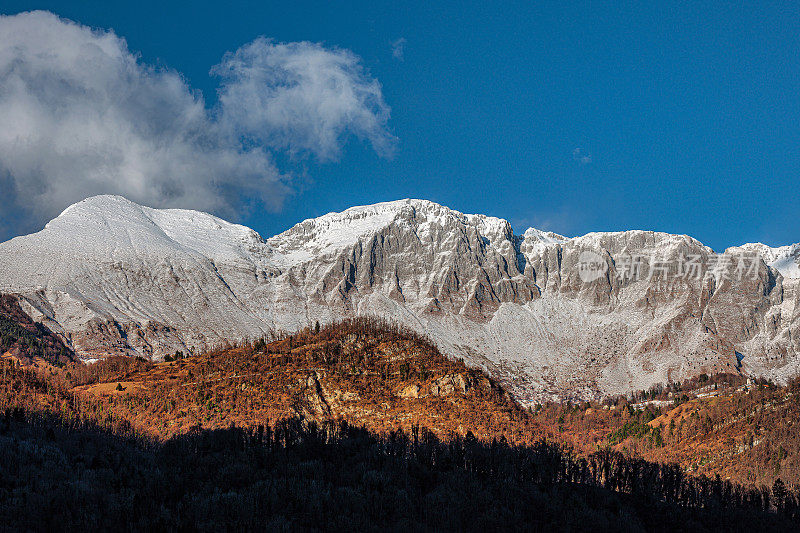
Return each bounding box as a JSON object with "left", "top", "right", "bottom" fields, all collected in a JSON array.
[{"left": 1, "top": 195, "right": 798, "bottom": 403}]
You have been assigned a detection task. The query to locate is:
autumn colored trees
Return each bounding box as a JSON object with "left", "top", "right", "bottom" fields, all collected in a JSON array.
[{"left": 2, "top": 317, "right": 800, "bottom": 529}]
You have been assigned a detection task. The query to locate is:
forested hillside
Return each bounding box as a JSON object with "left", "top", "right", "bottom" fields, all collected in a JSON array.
[
  {"left": 62, "top": 318, "right": 535, "bottom": 441},
  {"left": 1, "top": 361, "right": 797, "bottom": 531},
  {"left": 547, "top": 374, "right": 800, "bottom": 488},
  {"left": 1, "top": 318, "right": 800, "bottom": 530}
]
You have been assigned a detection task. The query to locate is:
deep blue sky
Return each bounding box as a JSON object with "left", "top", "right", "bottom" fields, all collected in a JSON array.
[{"left": 3, "top": 1, "right": 800, "bottom": 251}]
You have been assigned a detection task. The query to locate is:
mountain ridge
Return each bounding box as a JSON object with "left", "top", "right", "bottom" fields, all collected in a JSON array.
[
  {"left": 1, "top": 195, "right": 799, "bottom": 403},
  {"left": 12, "top": 195, "right": 800, "bottom": 271}
]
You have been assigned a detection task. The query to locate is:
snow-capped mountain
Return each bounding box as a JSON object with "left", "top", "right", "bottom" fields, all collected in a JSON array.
[{"left": 2, "top": 195, "right": 799, "bottom": 403}]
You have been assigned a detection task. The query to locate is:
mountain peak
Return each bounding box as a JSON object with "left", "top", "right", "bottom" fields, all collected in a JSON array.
[
  {"left": 267, "top": 198, "right": 519, "bottom": 263},
  {"left": 60, "top": 193, "right": 137, "bottom": 210},
  {"left": 33, "top": 194, "right": 266, "bottom": 268}
]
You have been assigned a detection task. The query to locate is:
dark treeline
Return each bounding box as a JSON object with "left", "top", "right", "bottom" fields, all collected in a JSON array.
[
  {"left": 608, "top": 372, "right": 747, "bottom": 406},
  {"left": 1, "top": 406, "right": 797, "bottom": 532},
  {"left": 247, "top": 315, "right": 441, "bottom": 355}
]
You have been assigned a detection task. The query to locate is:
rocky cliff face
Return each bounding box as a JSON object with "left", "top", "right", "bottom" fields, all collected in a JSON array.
[{"left": 1, "top": 195, "right": 798, "bottom": 403}]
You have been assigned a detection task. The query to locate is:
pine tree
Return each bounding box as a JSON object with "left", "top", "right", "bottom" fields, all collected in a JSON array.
[{"left": 773, "top": 478, "right": 788, "bottom": 512}]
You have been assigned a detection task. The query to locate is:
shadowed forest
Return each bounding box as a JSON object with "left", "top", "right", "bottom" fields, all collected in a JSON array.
[{"left": 1, "top": 403, "right": 799, "bottom": 531}]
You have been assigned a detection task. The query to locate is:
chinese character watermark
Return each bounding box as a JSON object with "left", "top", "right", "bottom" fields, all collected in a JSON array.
[{"left": 577, "top": 250, "right": 762, "bottom": 284}]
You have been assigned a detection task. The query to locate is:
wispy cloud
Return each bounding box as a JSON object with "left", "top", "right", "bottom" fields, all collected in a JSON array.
[
  {"left": 572, "top": 147, "right": 592, "bottom": 165},
  {"left": 391, "top": 38, "right": 407, "bottom": 61},
  {"left": 0, "top": 11, "right": 395, "bottom": 232}
]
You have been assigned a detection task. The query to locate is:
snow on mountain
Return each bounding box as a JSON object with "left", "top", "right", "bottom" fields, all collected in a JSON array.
[
  {"left": 1, "top": 195, "right": 799, "bottom": 403},
  {"left": 734, "top": 242, "right": 800, "bottom": 279},
  {"left": 267, "top": 200, "right": 424, "bottom": 265}
]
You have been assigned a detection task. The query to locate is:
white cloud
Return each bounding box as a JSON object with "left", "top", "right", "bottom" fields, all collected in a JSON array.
[
  {"left": 0, "top": 11, "right": 393, "bottom": 230},
  {"left": 213, "top": 38, "right": 395, "bottom": 161},
  {"left": 391, "top": 38, "right": 406, "bottom": 61}
]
